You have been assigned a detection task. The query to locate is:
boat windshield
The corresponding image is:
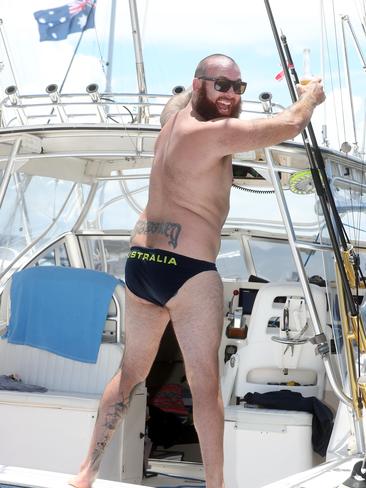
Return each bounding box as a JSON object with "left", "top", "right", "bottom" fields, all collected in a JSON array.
[{"left": 1, "top": 148, "right": 366, "bottom": 280}]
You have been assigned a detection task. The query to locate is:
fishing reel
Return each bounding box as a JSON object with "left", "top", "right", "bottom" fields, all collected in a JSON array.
[{"left": 288, "top": 170, "right": 316, "bottom": 195}]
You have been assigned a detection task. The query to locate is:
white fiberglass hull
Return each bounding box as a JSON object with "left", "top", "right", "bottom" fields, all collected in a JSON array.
[{"left": 262, "top": 455, "right": 364, "bottom": 488}]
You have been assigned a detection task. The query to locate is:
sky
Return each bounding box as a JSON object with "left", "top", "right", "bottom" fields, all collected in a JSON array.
[{"left": 0, "top": 0, "right": 365, "bottom": 152}]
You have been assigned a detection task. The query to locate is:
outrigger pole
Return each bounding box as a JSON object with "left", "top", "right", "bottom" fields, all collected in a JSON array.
[
  {"left": 263, "top": 0, "right": 363, "bottom": 318},
  {"left": 264, "top": 0, "right": 366, "bottom": 316},
  {"left": 264, "top": 0, "right": 366, "bottom": 455}
]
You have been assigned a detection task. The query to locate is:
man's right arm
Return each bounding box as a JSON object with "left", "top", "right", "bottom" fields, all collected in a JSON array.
[
  {"left": 204, "top": 79, "right": 325, "bottom": 156},
  {"left": 160, "top": 87, "right": 192, "bottom": 127}
]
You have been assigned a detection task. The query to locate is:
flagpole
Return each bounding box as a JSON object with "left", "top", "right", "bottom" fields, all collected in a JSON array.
[{"left": 105, "top": 0, "right": 117, "bottom": 93}]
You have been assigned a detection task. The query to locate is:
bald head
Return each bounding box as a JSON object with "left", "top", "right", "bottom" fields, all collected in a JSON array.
[
  {"left": 192, "top": 54, "right": 242, "bottom": 120},
  {"left": 194, "top": 54, "right": 240, "bottom": 78}
]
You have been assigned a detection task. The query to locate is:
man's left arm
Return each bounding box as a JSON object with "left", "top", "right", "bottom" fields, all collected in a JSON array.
[{"left": 160, "top": 87, "right": 192, "bottom": 127}]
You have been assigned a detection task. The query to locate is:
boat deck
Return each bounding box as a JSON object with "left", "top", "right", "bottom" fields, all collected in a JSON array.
[
  {"left": 1, "top": 456, "right": 365, "bottom": 488},
  {"left": 0, "top": 464, "right": 205, "bottom": 488}
]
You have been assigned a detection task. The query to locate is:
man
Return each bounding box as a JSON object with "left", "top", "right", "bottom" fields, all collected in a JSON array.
[{"left": 71, "top": 53, "right": 325, "bottom": 488}]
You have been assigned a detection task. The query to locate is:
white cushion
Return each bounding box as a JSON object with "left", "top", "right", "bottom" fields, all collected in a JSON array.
[{"left": 0, "top": 342, "right": 123, "bottom": 395}]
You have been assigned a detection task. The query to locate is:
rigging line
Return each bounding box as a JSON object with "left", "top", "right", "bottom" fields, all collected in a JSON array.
[
  {"left": 94, "top": 25, "right": 107, "bottom": 78},
  {"left": 0, "top": 19, "right": 19, "bottom": 88},
  {"left": 362, "top": 98, "right": 366, "bottom": 160},
  {"left": 340, "top": 17, "right": 359, "bottom": 149},
  {"left": 46, "top": 2, "right": 97, "bottom": 124},
  {"left": 331, "top": 0, "right": 348, "bottom": 143},
  {"left": 322, "top": 2, "right": 341, "bottom": 147},
  {"left": 357, "top": 161, "right": 366, "bottom": 248},
  {"left": 320, "top": 0, "right": 327, "bottom": 141},
  {"left": 353, "top": 0, "right": 363, "bottom": 26},
  {"left": 343, "top": 221, "right": 366, "bottom": 234},
  {"left": 58, "top": 6, "right": 96, "bottom": 94},
  {"left": 141, "top": 0, "right": 149, "bottom": 41},
  {"left": 353, "top": 0, "right": 366, "bottom": 36}
]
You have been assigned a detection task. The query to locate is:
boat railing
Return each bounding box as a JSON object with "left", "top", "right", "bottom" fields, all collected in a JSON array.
[{"left": 0, "top": 85, "right": 285, "bottom": 128}]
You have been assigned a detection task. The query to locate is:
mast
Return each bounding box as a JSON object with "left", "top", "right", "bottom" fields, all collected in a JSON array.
[
  {"left": 128, "top": 0, "right": 149, "bottom": 123},
  {"left": 105, "top": 0, "right": 117, "bottom": 93}
]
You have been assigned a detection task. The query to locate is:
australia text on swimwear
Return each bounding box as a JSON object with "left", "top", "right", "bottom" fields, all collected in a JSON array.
[{"left": 129, "top": 250, "right": 177, "bottom": 265}]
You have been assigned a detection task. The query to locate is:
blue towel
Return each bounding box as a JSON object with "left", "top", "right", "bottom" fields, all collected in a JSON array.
[{"left": 4, "top": 267, "right": 119, "bottom": 363}]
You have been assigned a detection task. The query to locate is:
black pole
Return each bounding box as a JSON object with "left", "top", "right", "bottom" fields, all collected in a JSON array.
[{"left": 263, "top": 0, "right": 358, "bottom": 316}]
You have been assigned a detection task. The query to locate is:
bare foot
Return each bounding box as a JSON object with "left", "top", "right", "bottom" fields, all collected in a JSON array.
[
  {"left": 68, "top": 474, "right": 92, "bottom": 488},
  {"left": 68, "top": 466, "right": 96, "bottom": 488}
]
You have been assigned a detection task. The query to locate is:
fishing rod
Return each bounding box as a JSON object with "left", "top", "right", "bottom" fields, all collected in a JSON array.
[
  {"left": 263, "top": 0, "right": 361, "bottom": 318},
  {"left": 280, "top": 33, "right": 351, "bottom": 247}
]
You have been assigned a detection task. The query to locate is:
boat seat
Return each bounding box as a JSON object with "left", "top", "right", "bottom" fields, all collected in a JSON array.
[
  {"left": 234, "top": 282, "right": 327, "bottom": 400},
  {"left": 224, "top": 283, "right": 329, "bottom": 487},
  {"left": 0, "top": 341, "right": 123, "bottom": 395},
  {"left": 0, "top": 269, "right": 146, "bottom": 483},
  {"left": 0, "top": 272, "right": 125, "bottom": 394}
]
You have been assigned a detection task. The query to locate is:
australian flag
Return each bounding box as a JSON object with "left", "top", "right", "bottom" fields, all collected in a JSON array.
[{"left": 34, "top": 1, "right": 96, "bottom": 42}]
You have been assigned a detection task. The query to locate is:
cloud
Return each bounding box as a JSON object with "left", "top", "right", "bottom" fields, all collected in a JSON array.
[{"left": 141, "top": 0, "right": 323, "bottom": 47}]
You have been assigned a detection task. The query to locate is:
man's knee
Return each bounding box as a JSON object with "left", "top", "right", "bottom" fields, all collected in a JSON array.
[
  {"left": 188, "top": 370, "right": 220, "bottom": 400},
  {"left": 119, "top": 364, "right": 148, "bottom": 393}
]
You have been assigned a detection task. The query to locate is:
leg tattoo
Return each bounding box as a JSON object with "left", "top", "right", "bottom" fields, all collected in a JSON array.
[{"left": 89, "top": 395, "right": 131, "bottom": 476}]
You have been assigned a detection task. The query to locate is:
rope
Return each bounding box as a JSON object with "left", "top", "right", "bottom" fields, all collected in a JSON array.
[
  {"left": 0, "top": 19, "right": 18, "bottom": 87},
  {"left": 331, "top": 0, "right": 347, "bottom": 143},
  {"left": 94, "top": 24, "right": 107, "bottom": 79},
  {"left": 47, "top": 1, "right": 101, "bottom": 124},
  {"left": 353, "top": 0, "right": 366, "bottom": 37},
  {"left": 58, "top": 2, "right": 97, "bottom": 94}
]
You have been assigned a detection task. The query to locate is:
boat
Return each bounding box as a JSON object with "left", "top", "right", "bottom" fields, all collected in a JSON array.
[{"left": 0, "top": 1, "right": 366, "bottom": 487}]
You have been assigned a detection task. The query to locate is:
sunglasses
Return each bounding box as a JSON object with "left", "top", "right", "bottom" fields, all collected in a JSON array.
[{"left": 198, "top": 76, "right": 247, "bottom": 95}]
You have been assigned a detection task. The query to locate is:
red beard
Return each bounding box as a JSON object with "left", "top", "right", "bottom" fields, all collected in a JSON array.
[{"left": 194, "top": 83, "right": 241, "bottom": 120}]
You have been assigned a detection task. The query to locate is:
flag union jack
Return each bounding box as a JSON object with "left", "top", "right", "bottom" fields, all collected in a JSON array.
[
  {"left": 69, "top": 1, "right": 95, "bottom": 15},
  {"left": 34, "top": 0, "right": 96, "bottom": 42}
]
